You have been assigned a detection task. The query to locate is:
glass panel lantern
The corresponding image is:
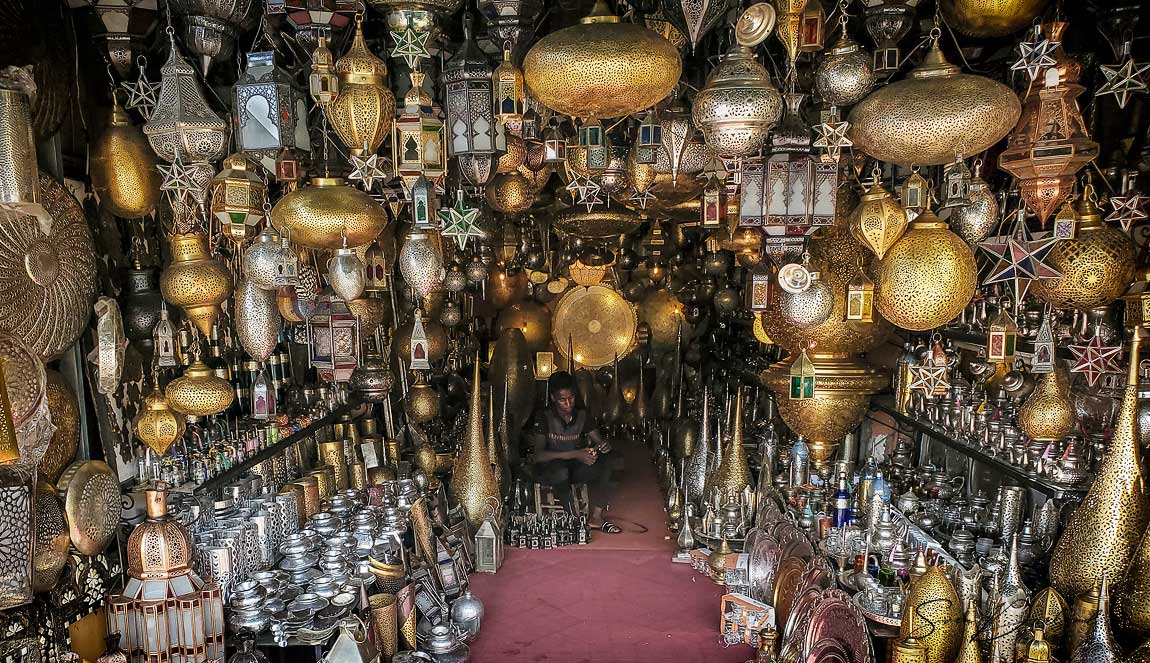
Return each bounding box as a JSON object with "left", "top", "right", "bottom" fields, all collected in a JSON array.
[
  {"left": 635, "top": 109, "right": 662, "bottom": 165},
  {"left": 542, "top": 121, "right": 566, "bottom": 163},
  {"left": 845, "top": 266, "right": 875, "bottom": 322},
  {"left": 534, "top": 351, "right": 555, "bottom": 380},
  {"left": 492, "top": 46, "right": 524, "bottom": 128},
  {"left": 309, "top": 36, "right": 339, "bottom": 106},
  {"left": 308, "top": 293, "right": 360, "bottom": 382},
  {"left": 235, "top": 50, "right": 312, "bottom": 174},
  {"left": 392, "top": 71, "right": 446, "bottom": 198},
  {"left": 799, "top": 0, "right": 825, "bottom": 52},
  {"left": 789, "top": 349, "right": 816, "bottom": 400},
  {"left": 210, "top": 153, "right": 267, "bottom": 245},
  {"left": 578, "top": 119, "right": 608, "bottom": 171},
  {"left": 474, "top": 516, "right": 503, "bottom": 573},
  {"left": 986, "top": 309, "right": 1019, "bottom": 363},
  {"left": 444, "top": 14, "right": 496, "bottom": 160}
]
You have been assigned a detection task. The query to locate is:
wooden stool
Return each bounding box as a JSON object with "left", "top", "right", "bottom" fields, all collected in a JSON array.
[{"left": 533, "top": 482, "right": 589, "bottom": 516}]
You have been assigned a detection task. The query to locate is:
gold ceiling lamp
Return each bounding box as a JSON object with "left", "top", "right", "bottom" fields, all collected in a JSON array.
[
  {"left": 89, "top": 94, "right": 160, "bottom": 218},
  {"left": 449, "top": 357, "right": 501, "bottom": 528},
  {"left": 692, "top": 33, "right": 783, "bottom": 158},
  {"left": 485, "top": 172, "right": 534, "bottom": 213},
  {"left": 1030, "top": 183, "right": 1134, "bottom": 311},
  {"left": 523, "top": 0, "right": 682, "bottom": 119},
  {"left": 901, "top": 566, "right": 963, "bottom": 662},
  {"left": 553, "top": 285, "right": 638, "bottom": 368},
  {"left": 0, "top": 173, "right": 99, "bottom": 361},
  {"left": 940, "top": 0, "right": 1051, "bottom": 37},
  {"left": 133, "top": 380, "right": 186, "bottom": 458},
  {"left": 270, "top": 176, "right": 390, "bottom": 250},
  {"left": 554, "top": 205, "right": 642, "bottom": 240},
  {"left": 848, "top": 37, "right": 1020, "bottom": 166},
  {"left": 761, "top": 353, "right": 886, "bottom": 468},
  {"left": 1049, "top": 329, "right": 1149, "bottom": 598},
  {"left": 1018, "top": 368, "right": 1074, "bottom": 443},
  {"left": 159, "top": 232, "right": 234, "bottom": 336},
  {"left": 37, "top": 370, "right": 79, "bottom": 484},
  {"left": 849, "top": 173, "right": 908, "bottom": 260},
  {"left": 323, "top": 14, "right": 395, "bottom": 156},
  {"left": 874, "top": 205, "right": 976, "bottom": 331},
  {"left": 998, "top": 50, "right": 1096, "bottom": 224},
  {"left": 165, "top": 348, "right": 235, "bottom": 417}
]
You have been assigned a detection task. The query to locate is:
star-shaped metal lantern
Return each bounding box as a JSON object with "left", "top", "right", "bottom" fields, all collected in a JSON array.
[
  {"left": 391, "top": 29, "right": 430, "bottom": 69},
  {"left": 908, "top": 362, "right": 948, "bottom": 396},
  {"left": 158, "top": 150, "right": 206, "bottom": 203},
  {"left": 813, "top": 113, "right": 852, "bottom": 164},
  {"left": 1096, "top": 57, "right": 1150, "bottom": 109},
  {"left": 628, "top": 189, "right": 655, "bottom": 210},
  {"left": 348, "top": 151, "right": 389, "bottom": 191},
  {"left": 1069, "top": 335, "right": 1122, "bottom": 386},
  {"left": 566, "top": 176, "right": 603, "bottom": 212},
  {"left": 978, "top": 208, "right": 1063, "bottom": 302},
  {"left": 121, "top": 72, "right": 160, "bottom": 120},
  {"left": 439, "top": 193, "right": 484, "bottom": 250},
  {"left": 1107, "top": 194, "right": 1148, "bottom": 232},
  {"left": 1010, "top": 36, "right": 1059, "bottom": 82}
]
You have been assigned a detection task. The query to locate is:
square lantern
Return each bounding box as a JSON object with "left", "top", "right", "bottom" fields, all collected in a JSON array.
[
  {"left": 542, "top": 122, "right": 566, "bottom": 163},
  {"left": 740, "top": 157, "right": 838, "bottom": 236},
  {"left": 635, "top": 110, "right": 662, "bottom": 165},
  {"left": 235, "top": 50, "right": 312, "bottom": 175},
  {"left": 799, "top": 0, "right": 826, "bottom": 52},
  {"left": 393, "top": 72, "right": 446, "bottom": 199},
  {"left": 474, "top": 516, "right": 504, "bottom": 573},
  {"left": 846, "top": 269, "right": 875, "bottom": 322},
  {"left": 745, "top": 268, "right": 772, "bottom": 311},
  {"left": 578, "top": 120, "right": 608, "bottom": 171},
  {"left": 986, "top": 310, "right": 1019, "bottom": 363},
  {"left": 309, "top": 294, "right": 360, "bottom": 382},
  {"left": 534, "top": 351, "right": 555, "bottom": 380},
  {"left": 789, "top": 350, "right": 816, "bottom": 400},
  {"left": 411, "top": 175, "right": 438, "bottom": 229},
  {"left": 702, "top": 174, "right": 725, "bottom": 229},
  {"left": 941, "top": 158, "right": 971, "bottom": 209},
  {"left": 900, "top": 168, "right": 929, "bottom": 221},
  {"left": 211, "top": 153, "right": 267, "bottom": 244},
  {"left": 409, "top": 314, "right": 431, "bottom": 370}
]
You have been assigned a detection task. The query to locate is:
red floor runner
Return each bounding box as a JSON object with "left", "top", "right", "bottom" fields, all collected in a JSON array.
[{"left": 467, "top": 440, "right": 754, "bottom": 663}]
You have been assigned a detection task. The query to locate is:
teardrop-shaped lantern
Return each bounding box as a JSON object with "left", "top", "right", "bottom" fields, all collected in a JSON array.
[
  {"left": 159, "top": 232, "right": 234, "bottom": 336},
  {"left": 234, "top": 279, "right": 281, "bottom": 363},
  {"left": 133, "top": 384, "right": 186, "bottom": 457},
  {"left": 90, "top": 95, "right": 161, "bottom": 218},
  {"left": 850, "top": 179, "right": 908, "bottom": 260},
  {"left": 398, "top": 230, "right": 445, "bottom": 298},
  {"left": 325, "top": 15, "right": 395, "bottom": 155}
]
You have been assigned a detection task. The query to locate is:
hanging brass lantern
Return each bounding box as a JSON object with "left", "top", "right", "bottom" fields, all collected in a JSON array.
[
  {"left": 397, "top": 229, "right": 446, "bottom": 298},
  {"left": 815, "top": 28, "right": 876, "bottom": 107},
  {"left": 1018, "top": 369, "right": 1074, "bottom": 443},
  {"left": 133, "top": 383, "right": 186, "bottom": 457},
  {"left": 778, "top": 269, "right": 835, "bottom": 329},
  {"left": 849, "top": 178, "right": 908, "bottom": 260},
  {"left": 848, "top": 40, "right": 1020, "bottom": 166},
  {"left": 405, "top": 371, "right": 440, "bottom": 423},
  {"left": 210, "top": 153, "right": 266, "bottom": 246},
  {"left": 523, "top": 0, "right": 681, "bottom": 119},
  {"left": 949, "top": 164, "right": 999, "bottom": 244},
  {"left": 391, "top": 71, "right": 446, "bottom": 196},
  {"left": 166, "top": 355, "right": 235, "bottom": 417},
  {"left": 493, "top": 46, "right": 525, "bottom": 128},
  {"left": 485, "top": 265, "right": 529, "bottom": 309},
  {"left": 450, "top": 358, "right": 501, "bottom": 528},
  {"left": 940, "top": 0, "right": 1050, "bottom": 38},
  {"left": 143, "top": 29, "right": 229, "bottom": 165},
  {"left": 998, "top": 55, "right": 1097, "bottom": 224},
  {"left": 1049, "top": 330, "right": 1149, "bottom": 598},
  {"left": 874, "top": 207, "right": 976, "bottom": 331},
  {"left": 554, "top": 205, "right": 642, "bottom": 239},
  {"left": 234, "top": 278, "right": 281, "bottom": 362},
  {"left": 325, "top": 15, "right": 395, "bottom": 156},
  {"left": 166, "top": 0, "right": 260, "bottom": 74},
  {"left": 271, "top": 176, "right": 390, "bottom": 250},
  {"left": 234, "top": 48, "right": 311, "bottom": 173},
  {"left": 485, "top": 173, "right": 534, "bottom": 213},
  {"left": 90, "top": 94, "right": 160, "bottom": 218},
  {"left": 692, "top": 41, "right": 783, "bottom": 158},
  {"left": 1030, "top": 188, "right": 1134, "bottom": 311},
  {"left": 159, "top": 232, "right": 234, "bottom": 336},
  {"left": 444, "top": 13, "right": 500, "bottom": 187},
  {"left": 394, "top": 312, "right": 448, "bottom": 365}
]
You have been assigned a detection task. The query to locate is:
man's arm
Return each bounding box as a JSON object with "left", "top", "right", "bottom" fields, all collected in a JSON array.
[{"left": 529, "top": 425, "right": 575, "bottom": 463}]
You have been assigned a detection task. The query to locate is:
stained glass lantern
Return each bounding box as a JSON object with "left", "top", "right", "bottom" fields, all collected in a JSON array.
[
  {"left": 66, "top": 0, "right": 159, "bottom": 79},
  {"left": 234, "top": 50, "right": 312, "bottom": 174},
  {"left": 578, "top": 119, "right": 608, "bottom": 171},
  {"left": 542, "top": 121, "right": 567, "bottom": 163},
  {"left": 364, "top": 240, "right": 391, "bottom": 292},
  {"left": 635, "top": 110, "right": 662, "bottom": 165},
  {"left": 789, "top": 348, "right": 815, "bottom": 400},
  {"left": 986, "top": 308, "right": 1018, "bottom": 363},
  {"left": 392, "top": 71, "right": 446, "bottom": 198},
  {"left": 411, "top": 175, "right": 438, "bottom": 228},
  {"left": 702, "top": 174, "right": 725, "bottom": 229},
  {"left": 799, "top": 0, "right": 826, "bottom": 52},
  {"left": 846, "top": 266, "right": 875, "bottom": 322},
  {"left": 444, "top": 13, "right": 498, "bottom": 184},
  {"left": 493, "top": 47, "right": 525, "bottom": 128},
  {"left": 276, "top": 147, "right": 303, "bottom": 184},
  {"left": 210, "top": 153, "right": 267, "bottom": 245},
  {"left": 745, "top": 267, "right": 772, "bottom": 311},
  {"left": 308, "top": 293, "right": 360, "bottom": 382},
  {"left": 251, "top": 367, "right": 276, "bottom": 420}
]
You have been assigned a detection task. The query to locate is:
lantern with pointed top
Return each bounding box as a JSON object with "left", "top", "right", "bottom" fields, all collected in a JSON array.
[
  {"left": 846, "top": 266, "right": 875, "bottom": 322},
  {"left": 411, "top": 175, "right": 437, "bottom": 228},
  {"left": 309, "top": 36, "right": 339, "bottom": 105},
  {"left": 211, "top": 153, "right": 267, "bottom": 246},
  {"left": 493, "top": 46, "right": 525, "bottom": 128},
  {"left": 392, "top": 71, "right": 446, "bottom": 198},
  {"left": 789, "top": 348, "right": 816, "bottom": 400},
  {"left": 152, "top": 305, "right": 178, "bottom": 368},
  {"left": 941, "top": 157, "right": 972, "bottom": 209},
  {"left": 900, "top": 167, "right": 929, "bottom": 221},
  {"left": 445, "top": 13, "right": 499, "bottom": 187},
  {"left": 235, "top": 49, "right": 312, "bottom": 174},
  {"left": 542, "top": 121, "right": 567, "bottom": 163},
  {"left": 1032, "top": 315, "right": 1055, "bottom": 374},
  {"left": 986, "top": 308, "right": 1019, "bottom": 363},
  {"left": 635, "top": 110, "right": 662, "bottom": 165},
  {"left": 578, "top": 119, "right": 608, "bottom": 171},
  {"left": 798, "top": 0, "right": 825, "bottom": 52}
]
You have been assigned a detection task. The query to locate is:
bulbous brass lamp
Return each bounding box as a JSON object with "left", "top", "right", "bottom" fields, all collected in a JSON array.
[
  {"left": 523, "top": 0, "right": 681, "bottom": 119},
  {"left": 270, "top": 176, "right": 390, "bottom": 250},
  {"left": 692, "top": 42, "right": 783, "bottom": 158},
  {"left": 940, "top": 0, "right": 1050, "bottom": 37},
  {"left": 848, "top": 39, "right": 1020, "bottom": 166},
  {"left": 159, "top": 232, "right": 233, "bottom": 336},
  {"left": 133, "top": 384, "right": 186, "bottom": 457},
  {"left": 90, "top": 95, "right": 160, "bottom": 218},
  {"left": 166, "top": 354, "right": 235, "bottom": 417},
  {"left": 325, "top": 15, "right": 395, "bottom": 155},
  {"left": 874, "top": 206, "right": 976, "bottom": 331}
]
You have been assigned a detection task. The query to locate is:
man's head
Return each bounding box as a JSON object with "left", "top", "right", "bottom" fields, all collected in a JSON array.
[{"left": 548, "top": 371, "right": 578, "bottom": 418}]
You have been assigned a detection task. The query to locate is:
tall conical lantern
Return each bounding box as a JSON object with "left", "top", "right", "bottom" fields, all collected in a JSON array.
[
  {"left": 523, "top": 0, "right": 681, "bottom": 120},
  {"left": 1049, "top": 329, "right": 1149, "bottom": 598},
  {"left": 449, "top": 356, "right": 501, "bottom": 528},
  {"left": 683, "top": 385, "right": 712, "bottom": 508},
  {"left": 848, "top": 40, "right": 1019, "bottom": 166},
  {"left": 1071, "top": 573, "right": 1120, "bottom": 663},
  {"left": 90, "top": 95, "right": 160, "bottom": 218},
  {"left": 324, "top": 15, "right": 395, "bottom": 156},
  {"left": 1116, "top": 514, "right": 1150, "bottom": 639},
  {"left": 660, "top": 0, "right": 733, "bottom": 53},
  {"left": 489, "top": 328, "right": 534, "bottom": 444},
  {"left": 709, "top": 386, "right": 752, "bottom": 502},
  {"left": 159, "top": 232, "right": 233, "bottom": 336},
  {"left": 901, "top": 566, "right": 963, "bottom": 662}
]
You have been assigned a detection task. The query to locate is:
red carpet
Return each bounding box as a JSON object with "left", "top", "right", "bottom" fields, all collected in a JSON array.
[{"left": 468, "top": 441, "right": 754, "bottom": 663}]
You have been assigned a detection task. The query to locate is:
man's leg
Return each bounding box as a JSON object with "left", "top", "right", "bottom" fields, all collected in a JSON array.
[
  {"left": 534, "top": 460, "right": 577, "bottom": 513},
  {"left": 571, "top": 456, "right": 613, "bottom": 523}
]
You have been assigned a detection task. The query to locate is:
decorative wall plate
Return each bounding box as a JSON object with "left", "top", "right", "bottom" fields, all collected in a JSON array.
[{"left": 55, "top": 460, "right": 120, "bottom": 556}]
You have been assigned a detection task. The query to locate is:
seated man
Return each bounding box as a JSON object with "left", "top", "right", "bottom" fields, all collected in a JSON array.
[{"left": 528, "top": 371, "right": 620, "bottom": 533}]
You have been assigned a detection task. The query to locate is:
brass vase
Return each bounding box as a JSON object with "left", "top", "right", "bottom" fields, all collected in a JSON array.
[
  {"left": 900, "top": 566, "right": 963, "bottom": 662},
  {"left": 449, "top": 358, "right": 501, "bottom": 529},
  {"left": 405, "top": 372, "right": 440, "bottom": 424},
  {"left": 1049, "top": 330, "right": 1149, "bottom": 598},
  {"left": 90, "top": 95, "right": 160, "bottom": 218},
  {"left": 762, "top": 354, "right": 887, "bottom": 469},
  {"left": 1018, "top": 369, "right": 1075, "bottom": 443},
  {"left": 874, "top": 208, "right": 977, "bottom": 331},
  {"left": 160, "top": 232, "right": 233, "bottom": 336}
]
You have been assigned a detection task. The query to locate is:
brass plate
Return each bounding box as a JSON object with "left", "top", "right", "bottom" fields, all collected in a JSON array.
[
  {"left": 552, "top": 286, "right": 637, "bottom": 368},
  {"left": 55, "top": 460, "right": 120, "bottom": 555},
  {"left": 737, "top": 3, "right": 777, "bottom": 47}
]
